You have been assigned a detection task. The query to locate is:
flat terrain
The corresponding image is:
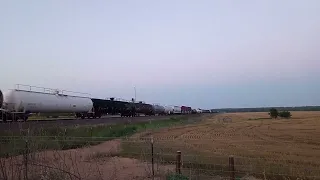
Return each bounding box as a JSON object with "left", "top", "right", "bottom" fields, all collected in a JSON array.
[
  {"left": 0, "top": 139, "right": 175, "bottom": 180},
  {"left": 2, "top": 112, "right": 320, "bottom": 179},
  {"left": 0, "top": 114, "right": 188, "bottom": 131},
  {"left": 129, "top": 111, "right": 320, "bottom": 179}
]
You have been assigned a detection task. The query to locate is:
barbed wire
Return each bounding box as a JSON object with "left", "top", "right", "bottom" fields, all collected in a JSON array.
[{"left": 1, "top": 137, "right": 319, "bottom": 179}]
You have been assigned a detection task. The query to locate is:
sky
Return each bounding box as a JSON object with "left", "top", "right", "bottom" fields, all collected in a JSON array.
[{"left": 0, "top": 0, "right": 319, "bottom": 109}]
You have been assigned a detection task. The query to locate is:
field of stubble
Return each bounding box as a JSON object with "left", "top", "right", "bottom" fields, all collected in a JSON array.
[{"left": 137, "top": 111, "right": 320, "bottom": 179}]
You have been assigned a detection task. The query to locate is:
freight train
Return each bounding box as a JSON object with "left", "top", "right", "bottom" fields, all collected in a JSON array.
[{"left": 0, "top": 85, "right": 198, "bottom": 122}]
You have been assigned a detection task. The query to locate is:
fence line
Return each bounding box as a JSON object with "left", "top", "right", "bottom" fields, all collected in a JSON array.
[
  {"left": 0, "top": 137, "right": 319, "bottom": 180},
  {"left": 0, "top": 135, "right": 310, "bottom": 142}
]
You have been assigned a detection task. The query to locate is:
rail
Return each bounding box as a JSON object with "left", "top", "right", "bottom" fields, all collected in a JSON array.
[{"left": 15, "top": 84, "right": 91, "bottom": 97}]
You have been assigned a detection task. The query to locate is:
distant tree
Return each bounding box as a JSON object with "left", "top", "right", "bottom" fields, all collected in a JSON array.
[
  {"left": 268, "top": 108, "right": 279, "bottom": 119},
  {"left": 279, "top": 111, "right": 292, "bottom": 118}
]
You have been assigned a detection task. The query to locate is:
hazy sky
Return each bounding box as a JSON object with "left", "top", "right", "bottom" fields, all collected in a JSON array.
[{"left": 1, "top": 0, "right": 319, "bottom": 109}]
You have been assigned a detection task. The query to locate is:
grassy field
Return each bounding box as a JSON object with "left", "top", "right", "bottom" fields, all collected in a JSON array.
[
  {"left": 2, "top": 112, "right": 320, "bottom": 179},
  {"left": 0, "top": 115, "right": 200, "bottom": 157},
  {"left": 0, "top": 115, "right": 205, "bottom": 180},
  {"left": 121, "top": 111, "right": 320, "bottom": 179}
]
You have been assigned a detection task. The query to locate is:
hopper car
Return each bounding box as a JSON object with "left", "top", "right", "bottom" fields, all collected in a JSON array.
[{"left": 0, "top": 84, "right": 203, "bottom": 122}]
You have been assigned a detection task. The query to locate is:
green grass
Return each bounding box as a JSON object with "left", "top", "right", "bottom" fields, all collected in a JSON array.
[
  {"left": 0, "top": 116, "right": 191, "bottom": 157},
  {"left": 28, "top": 113, "right": 75, "bottom": 120}
]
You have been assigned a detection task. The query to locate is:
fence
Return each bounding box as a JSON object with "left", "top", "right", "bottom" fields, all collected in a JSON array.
[{"left": 0, "top": 136, "right": 319, "bottom": 180}]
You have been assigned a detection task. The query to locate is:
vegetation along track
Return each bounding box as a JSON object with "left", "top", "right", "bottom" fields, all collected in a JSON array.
[{"left": 0, "top": 114, "right": 197, "bottom": 131}]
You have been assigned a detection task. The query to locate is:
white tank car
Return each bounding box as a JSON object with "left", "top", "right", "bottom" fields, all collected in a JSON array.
[
  {"left": 196, "top": 108, "right": 202, "bottom": 113},
  {"left": 173, "top": 106, "right": 182, "bottom": 114},
  {"left": 164, "top": 106, "right": 173, "bottom": 114},
  {"left": 152, "top": 104, "right": 165, "bottom": 115},
  {"left": 2, "top": 89, "right": 93, "bottom": 114}
]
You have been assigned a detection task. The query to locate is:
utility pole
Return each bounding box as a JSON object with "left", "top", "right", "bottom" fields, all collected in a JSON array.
[{"left": 134, "top": 87, "right": 137, "bottom": 102}]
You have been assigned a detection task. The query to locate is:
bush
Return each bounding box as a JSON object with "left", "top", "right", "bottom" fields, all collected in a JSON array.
[
  {"left": 268, "top": 108, "right": 279, "bottom": 119},
  {"left": 279, "top": 111, "right": 292, "bottom": 118}
]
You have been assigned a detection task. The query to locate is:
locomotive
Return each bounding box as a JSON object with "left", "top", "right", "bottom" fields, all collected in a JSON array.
[{"left": 0, "top": 84, "right": 198, "bottom": 122}]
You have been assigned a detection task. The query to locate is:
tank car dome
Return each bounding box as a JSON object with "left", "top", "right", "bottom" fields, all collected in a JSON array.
[{"left": 0, "top": 90, "right": 3, "bottom": 108}]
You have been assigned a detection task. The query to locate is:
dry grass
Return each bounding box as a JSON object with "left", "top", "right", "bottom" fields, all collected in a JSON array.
[
  {"left": 0, "top": 139, "right": 176, "bottom": 180},
  {"left": 122, "top": 111, "right": 320, "bottom": 179}
]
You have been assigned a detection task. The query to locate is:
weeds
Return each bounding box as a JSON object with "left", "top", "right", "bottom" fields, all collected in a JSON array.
[
  {"left": 0, "top": 116, "right": 197, "bottom": 180},
  {"left": 0, "top": 116, "right": 190, "bottom": 158}
]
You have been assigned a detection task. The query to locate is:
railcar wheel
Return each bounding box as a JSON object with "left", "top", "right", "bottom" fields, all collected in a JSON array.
[
  {"left": 2, "top": 114, "right": 7, "bottom": 123},
  {"left": 13, "top": 116, "right": 19, "bottom": 122}
]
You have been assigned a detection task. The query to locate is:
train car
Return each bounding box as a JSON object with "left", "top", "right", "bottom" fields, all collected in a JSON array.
[
  {"left": 187, "top": 106, "right": 192, "bottom": 113},
  {"left": 0, "top": 90, "right": 3, "bottom": 107},
  {"left": 152, "top": 104, "right": 166, "bottom": 115},
  {"left": 173, "top": 106, "right": 182, "bottom": 114},
  {"left": 181, "top": 106, "right": 192, "bottom": 114},
  {"left": 1, "top": 84, "right": 196, "bottom": 122},
  {"left": 164, "top": 106, "right": 174, "bottom": 115},
  {"left": 210, "top": 110, "right": 220, "bottom": 113},
  {"left": 196, "top": 108, "right": 203, "bottom": 113},
  {"left": 91, "top": 97, "right": 130, "bottom": 116},
  {"left": 0, "top": 88, "right": 93, "bottom": 121},
  {"left": 91, "top": 98, "right": 111, "bottom": 117},
  {"left": 120, "top": 102, "right": 136, "bottom": 117},
  {"left": 202, "top": 109, "right": 211, "bottom": 113},
  {"left": 135, "top": 101, "right": 154, "bottom": 116}
]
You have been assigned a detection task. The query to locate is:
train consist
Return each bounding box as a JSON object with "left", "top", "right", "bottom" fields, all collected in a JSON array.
[{"left": 0, "top": 85, "right": 207, "bottom": 122}]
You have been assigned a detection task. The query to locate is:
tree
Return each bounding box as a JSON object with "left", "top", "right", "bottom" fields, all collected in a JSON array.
[
  {"left": 269, "top": 108, "right": 279, "bottom": 119},
  {"left": 279, "top": 111, "right": 292, "bottom": 118}
]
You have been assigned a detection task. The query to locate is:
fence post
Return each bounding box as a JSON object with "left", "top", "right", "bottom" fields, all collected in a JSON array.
[
  {"left": 229, "top": 155, "right": 235, "bottom": 180},
  {"left": 151, "top": 136, "right": 154, "bottom": 180},
  {"left": 24, "top": 139, "right": 29, "bottom": 180},
  {"left": 176, "top": 151, "right": 182, "bottom": 174}
]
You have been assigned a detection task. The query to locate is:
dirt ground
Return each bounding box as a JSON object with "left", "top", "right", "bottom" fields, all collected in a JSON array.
[
  {"left": 0, "top": 139, "right": 175, "bottom": 180},
  {"left": 139, "top": 111, "right": 320, "bottom": 179},
  {"left": 2, "top": 112, "right": 320, "bottom": 179}
]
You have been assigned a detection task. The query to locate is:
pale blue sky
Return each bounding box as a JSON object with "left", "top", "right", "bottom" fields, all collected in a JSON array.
[{"left": 0, "top": 0, "right": 319, "bottom": 109}]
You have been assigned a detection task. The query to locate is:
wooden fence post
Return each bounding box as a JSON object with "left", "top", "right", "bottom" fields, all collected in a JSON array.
[
  {"left": 229, "top": 155, "right": 235, "bottom": 180},
  {"left": 151, "top": 136, "right": 154, "bottom": 180},
  {"left": 176, "top": 151, "right": 182, "bottom": 174},
  {"left": 24, "top": 140, "right": 29, "bottom": 180}
]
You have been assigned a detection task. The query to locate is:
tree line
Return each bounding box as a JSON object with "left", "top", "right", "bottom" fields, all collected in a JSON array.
[{"left": 211, "top": 106, "right": 320, "bottom": 113}]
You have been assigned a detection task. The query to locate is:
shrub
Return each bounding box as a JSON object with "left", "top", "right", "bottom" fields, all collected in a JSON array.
[
  {"left": 268, "top": 108, "right": 279, "bottom": 119},
  {"left": 279, "top": 111, "right": 292, "bottom": 118}
]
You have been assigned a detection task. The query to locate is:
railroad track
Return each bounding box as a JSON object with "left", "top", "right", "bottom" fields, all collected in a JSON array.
[{"left": 0, "top": 114, "right": 194, "bottom": 131}]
